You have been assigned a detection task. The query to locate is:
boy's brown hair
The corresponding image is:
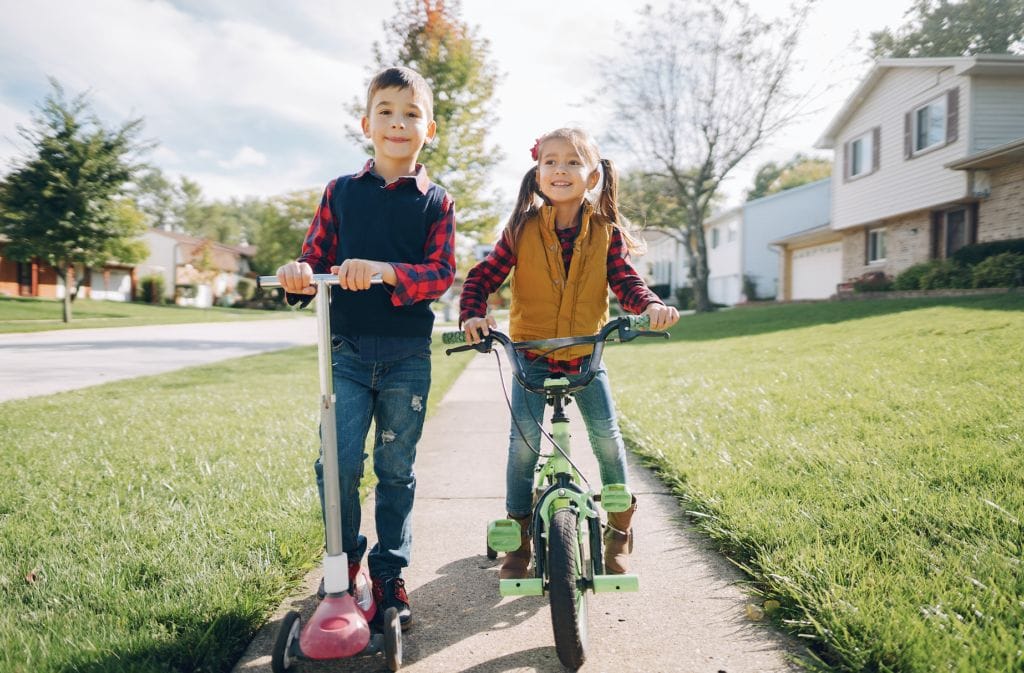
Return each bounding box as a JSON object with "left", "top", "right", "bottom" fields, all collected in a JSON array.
[{"left": 365, "top": 66, "right": 434, "bottom": 120}]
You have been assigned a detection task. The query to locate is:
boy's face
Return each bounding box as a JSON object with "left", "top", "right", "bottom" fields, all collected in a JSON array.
[{"left": 361, "top": 86, "right": 436, "bottom": 167}]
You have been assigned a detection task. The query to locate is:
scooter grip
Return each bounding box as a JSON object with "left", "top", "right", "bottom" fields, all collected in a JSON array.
[{"left": 442, "top": 331, "right": 467, "bottom": 345}]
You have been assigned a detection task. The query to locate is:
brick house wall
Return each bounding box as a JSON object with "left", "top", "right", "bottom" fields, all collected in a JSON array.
[
  {"left": 978, "top": 162, "right": 1024, "bottom": 242},
  {"left": 841, "top": 211, "right": 931, "bottom": 281}
]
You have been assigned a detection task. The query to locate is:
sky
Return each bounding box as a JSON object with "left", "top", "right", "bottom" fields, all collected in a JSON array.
[{"left": 0, "top": 0, "right": 916, "bottom": 215}]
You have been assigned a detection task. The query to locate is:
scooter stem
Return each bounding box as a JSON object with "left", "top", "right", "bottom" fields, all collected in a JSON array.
[{"left": 316, "top": 279, "right": 344, "bottom": 562}]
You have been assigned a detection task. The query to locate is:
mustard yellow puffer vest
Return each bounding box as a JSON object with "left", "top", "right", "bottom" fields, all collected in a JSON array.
[{"left": 509, "top": 204, "right": 612, "bottom": 361}]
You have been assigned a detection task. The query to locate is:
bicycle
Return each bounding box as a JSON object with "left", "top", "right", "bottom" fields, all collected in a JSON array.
[{"left": 443, "top": 315, "right": 667, "bottom": 670}]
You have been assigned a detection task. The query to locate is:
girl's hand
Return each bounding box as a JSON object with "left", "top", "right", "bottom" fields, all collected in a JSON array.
[
  {"left": 642, "top": 302, "right": 679, "bottom": 331},
  {"left": 277, "top": 261, "right": 315, "bottom": 295},
  {"left": 463, "top": 315, "right": 497, "bottom": 345}
]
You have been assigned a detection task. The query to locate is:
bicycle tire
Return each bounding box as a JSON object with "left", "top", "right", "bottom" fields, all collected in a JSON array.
[{"left": 548, "top": 508, "right": 588, "bottom": 670}]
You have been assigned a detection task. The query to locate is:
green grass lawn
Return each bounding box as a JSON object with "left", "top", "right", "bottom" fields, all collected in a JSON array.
[
  {"left": 0, "top": 340, "right": 469, "bottom": 673},
  {"left": 0, "top": 296, "right": 292, "bottom": 333},
  {"left": 606, "top": 293, "right": 1024, "bottom": 672}
]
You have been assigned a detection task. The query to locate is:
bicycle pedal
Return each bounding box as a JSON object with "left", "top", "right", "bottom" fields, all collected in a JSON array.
[
  {"left": 592, "top": 574, "right": 639, "bottom": 593},
  {"left": 487, "top": 519, "right": 523, "bottom": 553},
  {"left": 599, "top": 484, "right": 633, "bottom": 512}
]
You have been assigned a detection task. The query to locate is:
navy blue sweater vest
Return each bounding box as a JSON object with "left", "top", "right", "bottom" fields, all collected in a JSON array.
[{"left": 327, "top": 173, "right": 446, "bottom": 337}]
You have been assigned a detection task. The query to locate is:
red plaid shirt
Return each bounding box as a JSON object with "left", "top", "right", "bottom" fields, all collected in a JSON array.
[
  {"left": 297, "top": 160, "right": 455, "bottom": 307},
  {"left": 460, "top": 221, "right": 662, "bottom": 374}
]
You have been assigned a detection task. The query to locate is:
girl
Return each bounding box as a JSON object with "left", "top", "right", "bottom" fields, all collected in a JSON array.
[{"left": 460, "top": 127, "right": 679, "bottom": 579}]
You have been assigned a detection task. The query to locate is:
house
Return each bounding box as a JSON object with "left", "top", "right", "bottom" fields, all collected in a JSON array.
[
  {"left": 0, "top": 235, "right": 137, "bottom": 301},
  {"left": 136, "top": 229, "right": 257, "bottom": 307},
  {"left": 704, "top": 178, "right": 831, "bottom": 304},
  {"left": 812, "top": 55, "right": 1024, "bottom": 284},
  {"left": 634, "top": 178, "right": 831, "bottom": 306}
]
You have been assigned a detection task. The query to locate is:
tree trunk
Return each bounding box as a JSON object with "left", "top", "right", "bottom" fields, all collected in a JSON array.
[
  {"left": 60, "top": 265, "right": 73, "bottom": 323},
  {"left": 690, "top": 205, "right": 714, "bottom": 313}
]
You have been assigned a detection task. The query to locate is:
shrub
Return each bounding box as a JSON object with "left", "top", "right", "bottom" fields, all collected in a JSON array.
[
  {"left": 919, "top": 260, "right": 971, "bottom": 290},
  {"left": 138, "top": 274, "right": 165, "bottom": 304},
  {"left": 971, "top": 252, "right": 1024, "bottom": 288},
  {"left": 235, "top": 277, "right": 255, "bottom": 301},
  {"left": 674, "top": 287, "right": 693, "bottom": 310},
  {"left": 852, "top": 271, "right": 892, "bottom": 293},
  {"left": 893, "top": 262, "right": 937, "bottom": 291},
  {"left": 951, "top": 237, "right": 1024, "bottom": 267}
]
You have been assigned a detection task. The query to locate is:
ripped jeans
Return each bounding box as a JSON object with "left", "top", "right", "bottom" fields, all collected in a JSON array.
[{"left": 314, "top": 338, "right": 430, "bottom": 579}]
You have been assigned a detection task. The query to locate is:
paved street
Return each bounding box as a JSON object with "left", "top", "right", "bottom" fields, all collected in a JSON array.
[{"left": 0, "top": 317, "right": 315, "bottom": 403}]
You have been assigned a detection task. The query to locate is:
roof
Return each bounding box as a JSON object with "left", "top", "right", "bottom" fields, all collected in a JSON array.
[
  {"left": 815, "top": 55, "right": 1024, "bottom": 149},
  {"left": 147, "top": 228, "right": 257, "bottom": 257},
  {"left": 946, "top": 136, "right": 1024, "bottom": 170},
  {"left": 769, "top": 223, "right": 841, "bottom": 248}
]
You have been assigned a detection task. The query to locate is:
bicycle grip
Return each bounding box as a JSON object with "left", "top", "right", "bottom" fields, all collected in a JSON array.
[
  {"left": 441, "top": 330, "right": 467, "bottom": 345},
  {"left": 625, "top": 314, "right": 651, "bottom": 330}
]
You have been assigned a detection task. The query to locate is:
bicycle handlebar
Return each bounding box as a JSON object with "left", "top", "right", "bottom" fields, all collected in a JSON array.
[{"left": 442, "top": 315, "right": 668, "bottom": 395}]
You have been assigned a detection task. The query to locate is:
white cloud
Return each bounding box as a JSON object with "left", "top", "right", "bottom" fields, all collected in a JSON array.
[{"left": 217, "top": 146, "right": 268, "bottom": 169}]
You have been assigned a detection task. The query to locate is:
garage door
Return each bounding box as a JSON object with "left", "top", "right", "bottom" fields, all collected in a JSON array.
[
  {"left": 91, "top": 270, "right": 132, "bottom": 301},
  {"left": 791, "top": 242, "right": 842, "bottom": 300}
]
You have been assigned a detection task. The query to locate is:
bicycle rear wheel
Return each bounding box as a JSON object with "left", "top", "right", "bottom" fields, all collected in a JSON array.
[{"left": 547, "top": 507, "right": 588, "bottom": 670}]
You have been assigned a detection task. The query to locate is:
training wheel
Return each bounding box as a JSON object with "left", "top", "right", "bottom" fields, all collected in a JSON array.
[
  {"left": 271, "top": 611, "right": 301, "bottom": 673},
  {"left": 383, "top": 606, "right": 403, "bottom": 671}
]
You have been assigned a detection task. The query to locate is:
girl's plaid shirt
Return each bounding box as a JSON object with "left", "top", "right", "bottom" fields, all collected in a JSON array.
[{"left": 460, "top": 223, "right": 662, "bottom": 374}]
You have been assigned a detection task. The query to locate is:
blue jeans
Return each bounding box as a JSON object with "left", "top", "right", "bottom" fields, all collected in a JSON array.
[
  {"left": 314, "top": 338, "right": 431, "bottom": 579},
  {"left": 506, "top": 358, "right": 628, "bottom": 516}
]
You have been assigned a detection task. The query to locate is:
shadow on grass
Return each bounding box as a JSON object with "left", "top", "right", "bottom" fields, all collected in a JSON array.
[{"left": 632, "top": 293, "right": 1024, "bottom": 344}]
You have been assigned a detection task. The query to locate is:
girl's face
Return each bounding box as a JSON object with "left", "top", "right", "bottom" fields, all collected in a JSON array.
[{"left": 536, "top": 137, "right": 599, "bottom": 208}]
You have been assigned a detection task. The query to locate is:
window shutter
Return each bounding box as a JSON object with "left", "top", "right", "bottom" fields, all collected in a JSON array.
[
  {"left": 969, "top": 202, "right": 979, "bottom": 244},
  {"left": 843, "top": 141, "right": 850, "bottom": 181},
  {"left": 946, "top": 88, "right": 959, "bottom": 144},
  {"left": 930, "top": 212, "right": 942, "bottom": 259},
  {"left": 864, "top": 229, "right": 870, "bottom": 265},
  {"left": 904, "top": 112, "right": 913, "bottom": 158},
  {"left": 872, "top": 127, "right": 881, "bottom": 171}
]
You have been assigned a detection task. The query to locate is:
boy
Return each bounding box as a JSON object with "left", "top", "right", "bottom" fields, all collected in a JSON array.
[{"left": 276, "top": 66, "right": 455, "bottom": 631}]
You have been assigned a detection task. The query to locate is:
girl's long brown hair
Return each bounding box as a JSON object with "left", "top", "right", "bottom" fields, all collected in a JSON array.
[{"left": 502, "top": 128, "right": 644, "bottom": 255}]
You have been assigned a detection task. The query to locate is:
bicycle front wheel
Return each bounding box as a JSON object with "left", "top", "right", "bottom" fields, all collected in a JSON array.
[{"left": 547, "top": 507, "right": 588, "bottom": 670}]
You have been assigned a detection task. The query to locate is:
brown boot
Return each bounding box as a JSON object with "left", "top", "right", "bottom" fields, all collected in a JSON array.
[
  {"left": 499, "top": 514, "right": 532, "bottom": 580},
  {"left": 603, "top": 497, "right": 637, "bottom": 574}
]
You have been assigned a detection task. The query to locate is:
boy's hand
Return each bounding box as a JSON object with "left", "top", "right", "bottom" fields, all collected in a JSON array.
[
  {"left": 331, "top": 259, "right": 396, "bottom": 290},
  {"left": 277, "top": 261, "right": 315, "bottom": 295},
  {"left": 463, "top": 315, "right": 497, "bottom": 345},
  {"left": 642, "top": 302, "right": 679, "bottom": 331}
]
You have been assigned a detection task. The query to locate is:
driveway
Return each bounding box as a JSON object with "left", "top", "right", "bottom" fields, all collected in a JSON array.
[{"left": 0, "top": 318, "right": 315, "bottom": 403}]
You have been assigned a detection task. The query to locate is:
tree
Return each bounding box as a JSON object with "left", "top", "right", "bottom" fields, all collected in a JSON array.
[
  {"left": 604, "top": 0, "right": 813, "bottom": 311},
  {"left": 869, "top": 0, "right": 1024, "bottom": 59},
  {"left": 355, "top": 0, "right": 503, "bottom": 239},
  {"left": 0, "top": 79, "right": 149, "bottom": 322},
  {"left": 746, "top": 153, "right": 831, "bottom": 201},
  {"left": 249, "top": 189, "right": 320, "bottom": 275}
]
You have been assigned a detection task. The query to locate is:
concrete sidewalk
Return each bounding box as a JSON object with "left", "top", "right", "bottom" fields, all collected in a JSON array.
[{"left": 232, "top": 351, "right": 803, "bottom": 673}]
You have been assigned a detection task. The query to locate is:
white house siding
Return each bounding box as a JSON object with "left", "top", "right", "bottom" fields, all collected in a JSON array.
[
  {"left": 635, "top": 230, "right": 689, "bottom": 294},
  {"left": 89, "top": 270, "right": 132, "bottom": 301},
  {"left": 137, "top": 231, "right": 179, "bottom": 299},
  {"left": 743, "top": 179, "right": 831, "bottom": 300},
  {"left": 705, "top": 209, "right": 742, "bottom": 305},
  {"left": 831, "top": 67, "right": 969, "bottom": 231},
  {"left": 971, "top": 77, "right": 1024, "bottom": 153},
  {"left": 791, "top": 242, "right": 843, "bottom": 300}
]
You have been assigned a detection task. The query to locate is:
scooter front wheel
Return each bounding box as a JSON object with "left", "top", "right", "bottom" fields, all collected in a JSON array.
[
  {"left": 548, "top": 508, "right": 588, "bottom": 670},
  {"left": 271, "top": 610, "right": 301, "bottom": 673},
  {"left": 383, "top": 606, "right": 403, "bottom": 671}
]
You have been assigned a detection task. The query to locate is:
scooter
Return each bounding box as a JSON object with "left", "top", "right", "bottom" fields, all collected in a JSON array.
[{"left": 257, "top": 273, "right": 402, "bottom": 673}]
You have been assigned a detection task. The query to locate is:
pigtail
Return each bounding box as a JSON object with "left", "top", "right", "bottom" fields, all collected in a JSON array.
[
  {"left": 598, "top": 158, "right": 646, "bottom": 255},
  {"left": 503, "top": 167, "right": 543, "bottom": 253}
]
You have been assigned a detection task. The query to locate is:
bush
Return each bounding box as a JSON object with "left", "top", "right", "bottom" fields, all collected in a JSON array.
[
  {"left": 236, "top": 277, "right": 255, "bottom": 301},
  {"left": 674, "top": 287, "right": 693, "bottom": 310},
  {"left": 852, "top": 271, "right": 893, "bottom": 293},
  {"left": 971, "top": 252, "right": 1024, "bottom": 288},
  {"left": 893, "top": 262, "right": 937, "bottom": 291},
  {"left": 919, "top": 260, "right": 972, "bottom": 290},
  {"left": 138, "top": 274, "right": 165, "bottom": 304},
  {"left": 951, "top": 237, "right": 1024, "bottom": 267}
]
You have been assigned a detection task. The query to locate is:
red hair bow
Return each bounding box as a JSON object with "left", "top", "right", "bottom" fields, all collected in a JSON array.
[{"left": 530, "top": 137, "right": 542, "bottom": 161}]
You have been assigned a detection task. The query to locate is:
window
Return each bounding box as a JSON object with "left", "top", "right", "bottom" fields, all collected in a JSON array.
[
  {"left": 914, "top": 96, "right": 947, "bottom": 153},
  {"left": 849, "top": 132, "right": 873, "bottom": 177},
  {"left": 930, "top": 206, "right": 976, "bottom": 258},
  {"left": 867, "top": 228, "right": 886, "bottom": 263},
  {"left": 711, "top": 227, "right": 720, "bottom": 249}
]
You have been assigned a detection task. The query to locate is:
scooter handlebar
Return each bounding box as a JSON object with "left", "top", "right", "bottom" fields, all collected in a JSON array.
[{"left": 257, "top": 274, "right": 382, "bottom": 290}]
